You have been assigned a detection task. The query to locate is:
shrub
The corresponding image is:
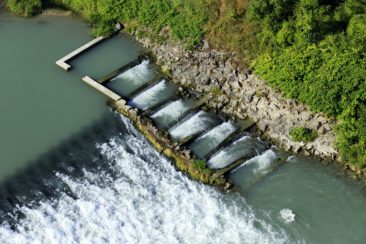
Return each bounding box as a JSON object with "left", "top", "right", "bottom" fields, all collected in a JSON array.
[
  {"left": 290, "top": 127, "right": 318, "bottom": 143},
  {"left": 347, "top": 14, "right": 366, "bottom": 43},
  {"left": 6, "top": 0, "right": 42, "bottom": 17},
  {"left": 192, "top": 160, "right": 211, "bottom": 174}
]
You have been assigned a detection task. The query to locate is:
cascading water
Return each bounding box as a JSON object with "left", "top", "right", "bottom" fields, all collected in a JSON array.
[
  {"left": 168, "top": 111, "right": 221, "bottom": 142},
  {"left": 150, "top": 98, "right": 195, "bottom": 129},
  {"left": 106, "top": 60, "right": 157, "bottom": 97},
  {"left": 231, "top": 149, "right": 282, "bottom": 190},
  {"left": 0, "top": 114, "right": 290, "bottom": 243},
  {"left": 208, "top": 136, "right": 268, "bottom": 169},
  {"left": 189, "top": 121, "right": 238, "bottom": 159},
  {"left": 129, "top": 80, "right": 177, "bottom": 111}
]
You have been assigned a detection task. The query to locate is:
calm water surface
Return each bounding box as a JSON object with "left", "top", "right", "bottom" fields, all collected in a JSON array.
[{"left": 0, "top": 13, "right": 140, "bottom": 180}]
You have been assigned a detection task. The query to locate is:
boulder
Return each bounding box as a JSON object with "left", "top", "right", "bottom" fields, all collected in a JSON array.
[{"left": 199, "top": 76, "right": 210, "bottom": 85}]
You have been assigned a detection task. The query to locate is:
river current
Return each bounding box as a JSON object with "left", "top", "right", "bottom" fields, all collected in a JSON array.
[{"left": 0, "top": 114, "right": 289, "bottom": 243}]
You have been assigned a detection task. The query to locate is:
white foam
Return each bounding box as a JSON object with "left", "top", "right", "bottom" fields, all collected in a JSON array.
[
  {"left": 131, "top": 80, "right": 175, "bottom": 110},
  {"left": 0, "top": 115, "right": 288, "bottom": 243},
  {"left": 111, "top": 60, "right": 154, "bottom": 85},
  {"left": 251, "top": 150, "right": 278, "bottom": 174},
  {"left": 151, "top": 99, "right": 193, "bottom": 127},
  {"left": 168, "top": 111, "right": 217, "bottom": 141},
  {"left": 208, "top": 136, "right": 266, "bottom": 169},
  {"left": 190, "top": 121, "right": 238, "bottom": 158},
  {"left": 280, "top": 209, "right": 296, "bottom": 224}
]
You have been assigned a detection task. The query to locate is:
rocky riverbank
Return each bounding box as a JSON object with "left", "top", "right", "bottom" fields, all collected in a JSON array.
[{"left": 136, "top": 36, "right": 339, "bottom": 163}]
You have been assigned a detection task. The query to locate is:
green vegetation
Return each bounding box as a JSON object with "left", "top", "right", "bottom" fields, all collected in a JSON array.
[
  {"left": 210, "top": 85, "right": 222, "bottom": 97},
  {"left": 247, "top": 0, "right": 366, "bottom": 167},
  {"left": 290, "top": 127, "right": 318, "bottom": 143},
  {"left": 6, "top": 0, "right": 42, "bottom": 17},
  {"left": 47, "top": 0, "right": 210, "bottom": 48},
  {"left": 192, "top": 160, "right": 211, "bottom": 174},
  {"left": 6, "top": 0, "right": 366, "bottom": 168}
]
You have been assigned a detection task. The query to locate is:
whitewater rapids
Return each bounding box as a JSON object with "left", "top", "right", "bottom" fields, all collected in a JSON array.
[{"left": 0, "top": 115, "right": 288, "bottom": 243}]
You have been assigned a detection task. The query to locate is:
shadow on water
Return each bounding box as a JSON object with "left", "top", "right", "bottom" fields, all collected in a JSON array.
[{"left": 0, "top": 111, "right": 125, "bottom": 227}]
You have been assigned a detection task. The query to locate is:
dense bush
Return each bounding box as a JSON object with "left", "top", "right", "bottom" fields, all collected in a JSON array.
[
  {"left": 6, "top": 0, "right": 42, "bottom": 17},
  {"left": 290, "top": 127, "right": 318, "bottom": 143},
  {"left": 54, "top": 0, "right": 210, "bottom": 48}
]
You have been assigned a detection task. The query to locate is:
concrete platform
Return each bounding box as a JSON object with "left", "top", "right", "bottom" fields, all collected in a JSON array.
[
  {"left": 82, "top": 76, "right": 121, "bottom": 101},
  {"left": 56, "top": 36, "right": 105, "bottom": 71}
]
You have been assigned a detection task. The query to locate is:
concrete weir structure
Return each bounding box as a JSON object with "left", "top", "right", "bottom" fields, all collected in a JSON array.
[
  {"left": 55, "top": 35, "right": 283, "bottom": 188},
  {"left": 82, "top": 76, "right": 121, "bottom": 101},
  {"left": 79, "top": 70, "right": 263, "bottom": 187},
  {"left": 56, "top": 36, "right": 105, "bottom": 71},
  {"left": 56, "top": 24, "right": 122, "bottom": 71}
]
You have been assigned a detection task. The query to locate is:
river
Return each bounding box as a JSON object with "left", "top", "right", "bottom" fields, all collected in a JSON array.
[{"left": 0, "top": 12, "right": 366, "bottom": 244}]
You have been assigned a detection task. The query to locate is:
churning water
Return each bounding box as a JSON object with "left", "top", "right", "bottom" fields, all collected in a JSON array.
[
  {"left": 107, "top": 60, "right": 157, "bottom": 97},
  {"left": 168, "top": 111, "right": 221, "bottom": 142},
  {"left": 0, "top": 114, "right": 289, "bottom": 243},
  {"left": 189, "top": 121, "right": 238, "bottom": 159},
  {"left": 151, "top": 98, "right": 195, "bottom": 129},
  {"left": 129, "top": 79, "right": 177, "bottom": 111},
  {"left": 208, "top": 136, "right": 268, "bottom": 169}
]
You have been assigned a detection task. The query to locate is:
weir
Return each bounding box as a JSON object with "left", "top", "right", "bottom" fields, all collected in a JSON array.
[
  {"left": 56, "top": 38, "right": 281, "bottom": 187},
  {"left": 82, "top": 76, "right": 121, "bottom": 101},
  {"left": 168, "top": 111, "right": 222, "bottom": 143},
  {"left": 98, "top": 55, "right": 150, "bottom": 84},
  {"left": 150, "top": 98, "right": 196, "bottom": 129},
  {"left": 129, "top": 79, "right": 177, "bottom": 111},
  {"left": 189, "top": 121, "right": 239, "bottom": 159},
  {"left": 56, "top": 36, "right": 105, "bottom": 71},
  {"left": 56, "top": 25, "right": 122, "bottom": 71}
]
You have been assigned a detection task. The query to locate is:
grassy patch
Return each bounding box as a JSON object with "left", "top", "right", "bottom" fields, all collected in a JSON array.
[
  {"left": 290, "top": 127, "right": 318, "bottom": 143},
  {"left": 192, "top": 159, "right": 212, "bottom": 174},
  {"left": 210, "top": 85, "right": 222, "bottom": 97}
]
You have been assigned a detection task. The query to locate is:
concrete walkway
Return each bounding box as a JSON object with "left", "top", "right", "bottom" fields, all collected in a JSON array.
[
  {"left": 56, "top": 36, "right": 105, "bottom": 71},
  {"left": 82, "top": 76, "right": 121, "bottom": 101}
]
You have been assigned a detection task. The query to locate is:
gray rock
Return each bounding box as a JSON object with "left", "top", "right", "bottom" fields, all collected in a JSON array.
[
  {"left": 238, "top": 73, "right": 248, "bottom": 81},
  {"left": 199, "top": 76, "right": 210, "bottom": 85},
  {"left": 318, "top": 126, "right": 326, "bottom": 135},
  {"left": 202, "top": 40, "right": 210, "bottom": 50},
  {"left": 323, "top": 123, "right": 331, "bottom": 131},
  {"left": 244, "top": 94, "right": 254, "bottom": 103},
  {"left": 231, "top": 80, "right": 241, "bottom": 90}
]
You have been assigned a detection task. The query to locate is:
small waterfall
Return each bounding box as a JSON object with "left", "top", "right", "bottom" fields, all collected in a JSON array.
[
  {"left": 150, "top": 98, "right": 195, "bottom": 129},
  {"left": 231, "top": 150, "right": 281, "bottom": 189},
  {"left": 129, "top": 80, "right": 177, "bottom": 111},
  {"left": 189, "top": 121, "right": 238, "bottom": 159},
  {"left": 208, "top": 136, "right": 268, "bottom": 169},
  {"left": 169, "top": 111, "right": 220, "bottom": 142},
  {"left": 107, "top": 60, "right": 156, "bottom": 97}
]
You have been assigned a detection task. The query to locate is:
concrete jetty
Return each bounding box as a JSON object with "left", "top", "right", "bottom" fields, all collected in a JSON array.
[
  {"left": 56, "top": 36, "right": 105, "bottom": 71},
  {"left": 56, "top": 24, "right": 123, "bottom": 71},
  {"left": 82, "top": 76, "right": 121, "bottom": 101}
]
